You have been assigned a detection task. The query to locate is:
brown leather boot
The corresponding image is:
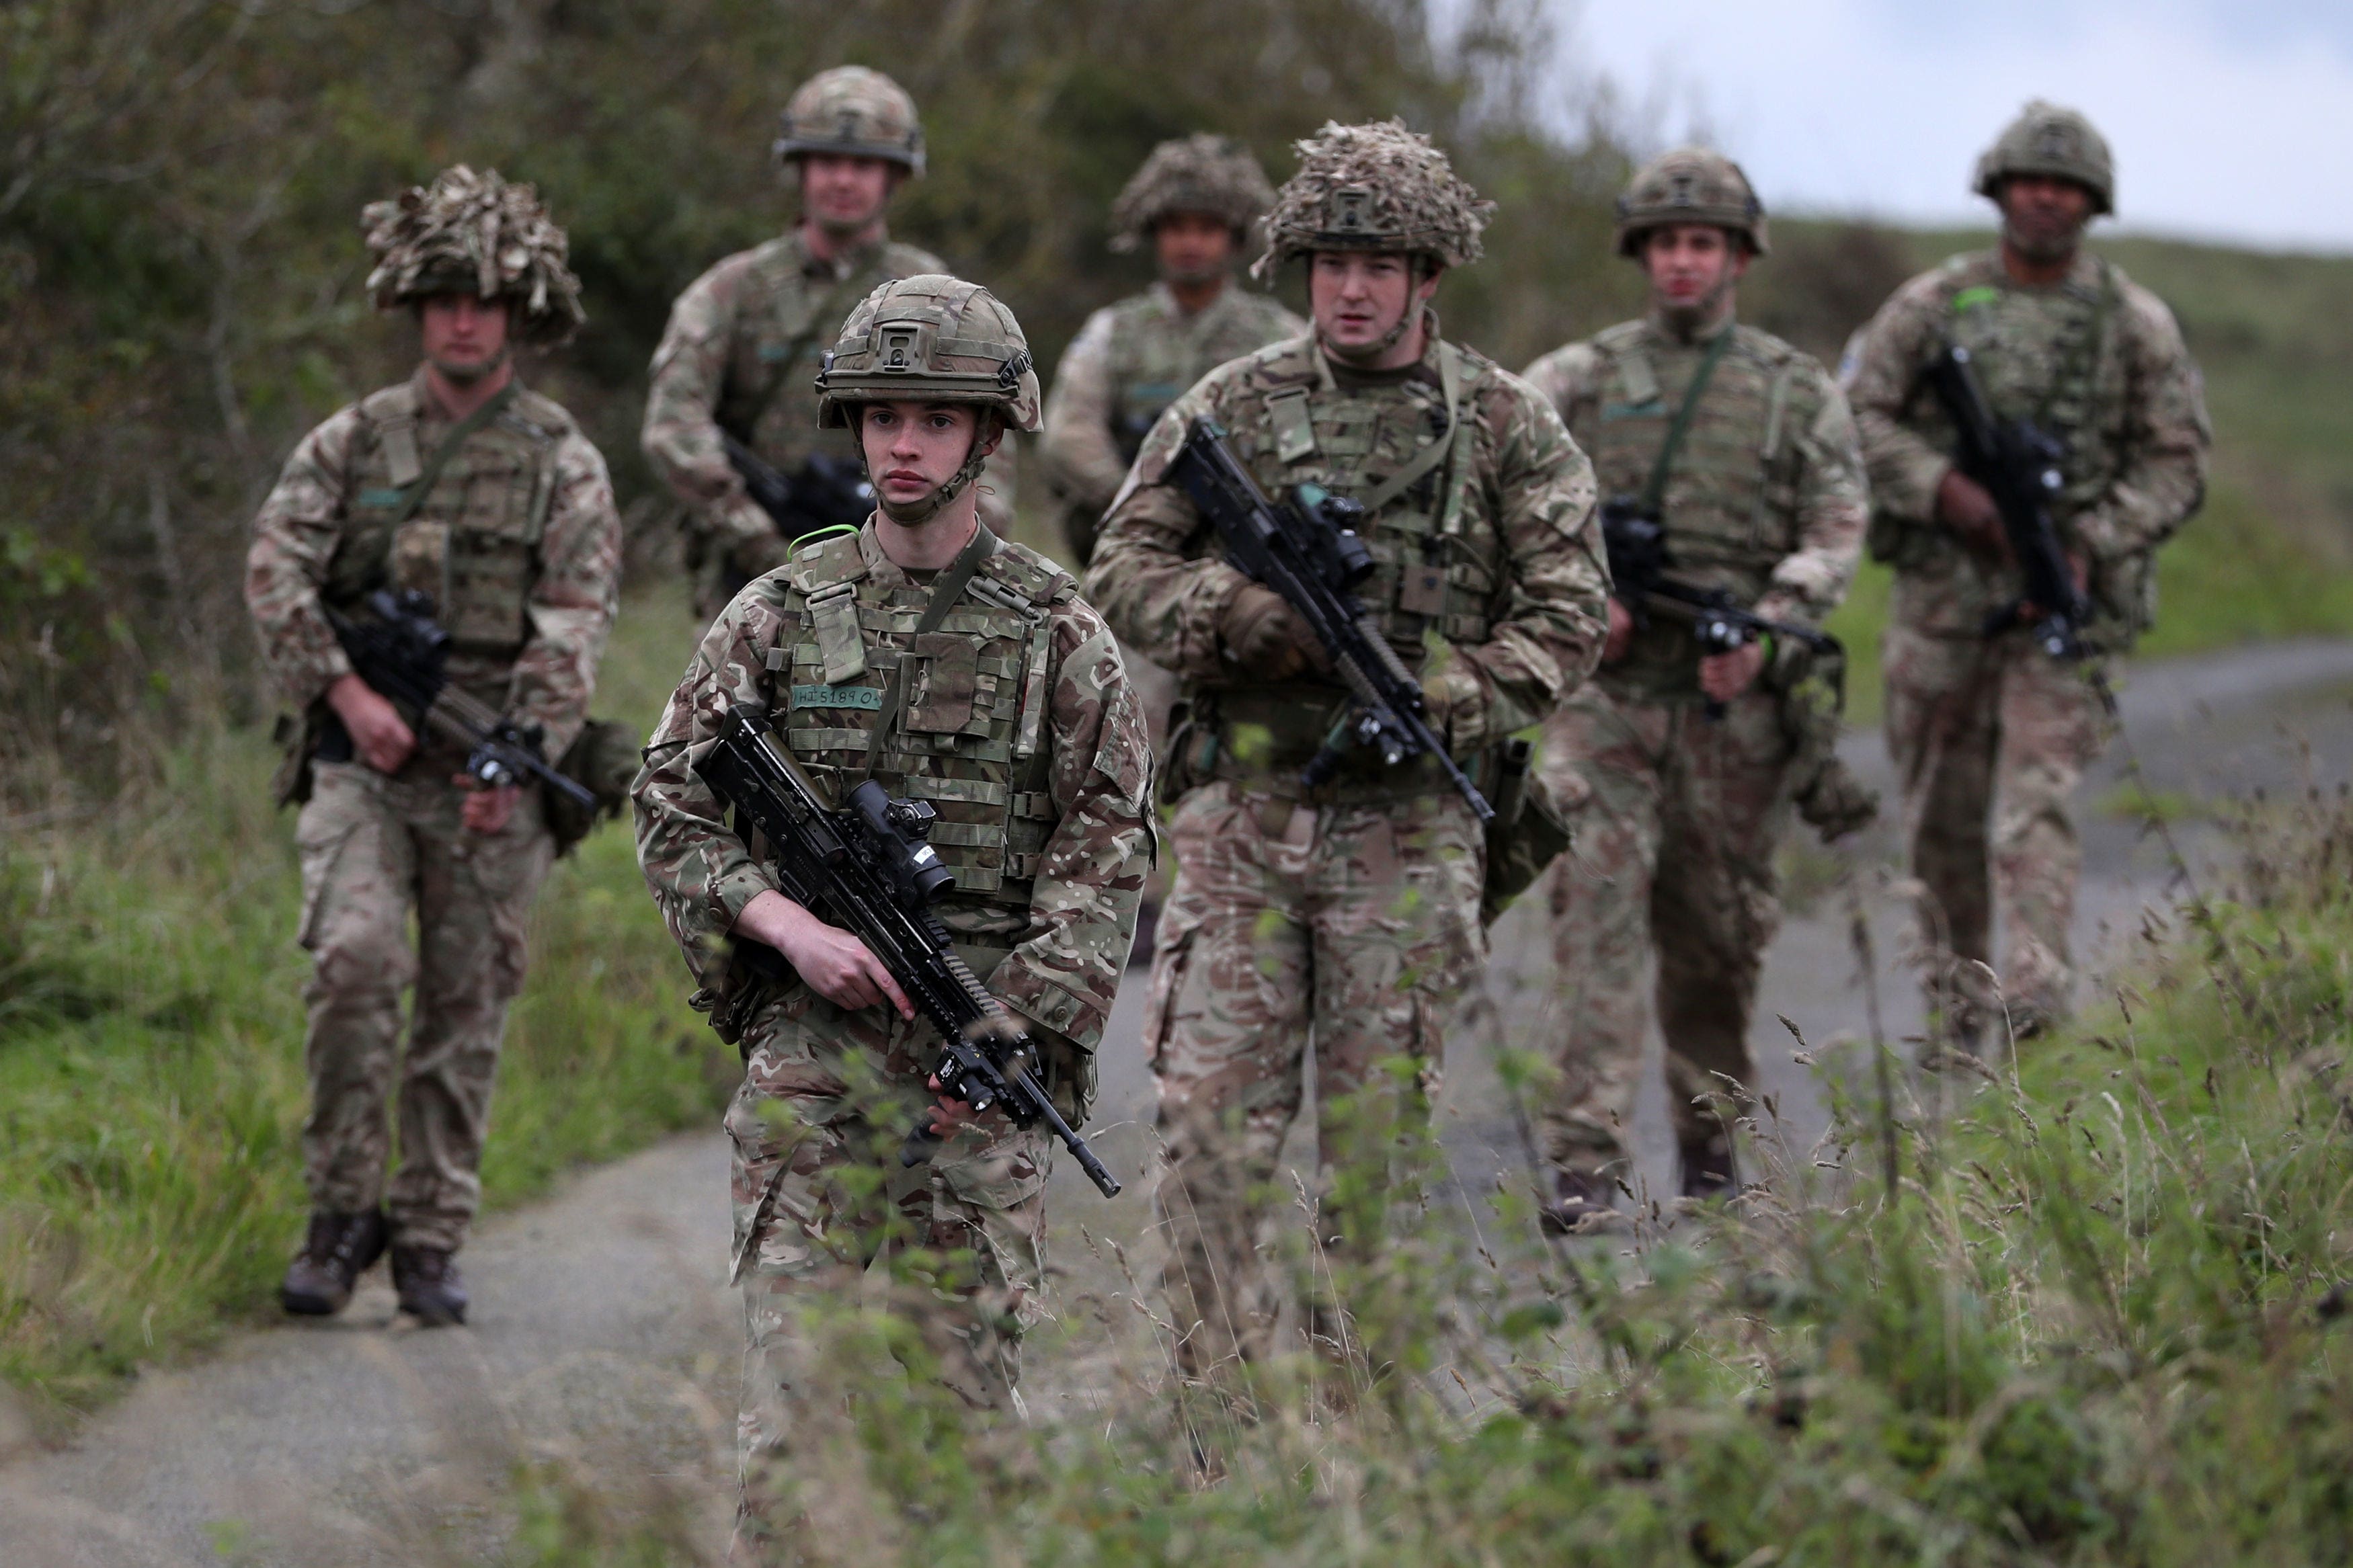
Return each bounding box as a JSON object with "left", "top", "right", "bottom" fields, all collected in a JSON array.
[
  {"left": 280, "top": 1208, "right": 389, "bottom": 1316},
  {"left": 1540, "top": 1167, "right": 1628, "bottom": 1237},
  {"left": 391, "top": 1244, "right": 469, "bottom": 1327}
]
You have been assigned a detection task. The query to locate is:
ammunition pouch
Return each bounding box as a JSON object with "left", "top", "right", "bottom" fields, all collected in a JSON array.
[
  {"left": 1479, "top": 735, "right": 1572, "bottom": 926},
  {"left": 1769, "top": 643, "right": 1878, "bottom": 843},
  {"left": 545, "top": 718, "right": 641, "bottom": 856}
]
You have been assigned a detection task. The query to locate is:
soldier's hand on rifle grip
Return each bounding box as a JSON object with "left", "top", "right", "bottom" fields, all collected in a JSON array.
[
  {"left": 454, "top": 779, "right": 520, "bottom": 834},
  {"left": 734, "top": 890, "right": 916, "bottom": 1020},
  {"left": 327, "top": 672, "right": 416, "bottom": 775},
  {"left": 1698, "top": 641, "right": 1767, "bottom": 704},
  {"left": 921, "top": 1073, "right": 982, "bottom": 1139},
  {"left": 2023, "top": 550, "right": 2093, "bottom": 622},
  {"left": 1222, "top": 584, "right": 1329, "bottom": 679},
  {"left": 1934, "top": 470, "right": 2012, "bottom": 565},
  {"left": 1603, "top": 598, "right": 1636, "bottom": 664}
]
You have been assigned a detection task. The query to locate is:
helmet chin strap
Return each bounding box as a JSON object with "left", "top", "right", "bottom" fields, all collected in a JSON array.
[
  {"left": 1322, "top": 296, "right": 1433, "bottom": 367},
  {"left": 867, "top": 413, "right": 998, "bottom": 526}
]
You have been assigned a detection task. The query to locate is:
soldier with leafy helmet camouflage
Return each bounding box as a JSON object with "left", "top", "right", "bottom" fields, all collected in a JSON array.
[
  {"left": 247, "top": 166, "right": 621, "bottom": 1329},
  {"left": 643, "top": 65, "right": 1014, "bottom": 621},
  {"left": 1844, "top": 101, "right": 2207, "bottom": 1043},
  {"left": 1086, "top": 119, "right": 1607, "bottom": 1385},
  {"left": 1521, "top": 147, "right": 1872, "bottom": 1231},
  {"left": 635, "top": 274, "right": 1154, "bottom": 1546}
]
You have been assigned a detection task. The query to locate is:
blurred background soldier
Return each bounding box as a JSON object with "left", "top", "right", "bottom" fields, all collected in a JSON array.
[
  {"left": 1521, "top": 150, "right": 1869, "bottom": 1226},
  {"left": 1040, "top": 132, "right": 1302, "bottom": 962},
  {"left": 633, "top": 278, "right": 1152, "bottom": 1547},
  {"left": 1088, "top": 120, "right": 1607, "bottom": 1380},
  {"left": 1845, "top": 102, "right": 2209, "bottom": 1042},
  {"left": 641, "top": 66, "right": 1014, "bottom": 620},
  {"left": 246, "top": 167, "right": 621, "bottom": 1326}
]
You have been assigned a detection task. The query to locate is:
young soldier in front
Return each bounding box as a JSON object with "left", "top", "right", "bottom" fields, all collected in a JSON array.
[
  {"left": 1520, "top": 151, "right": 1869, "bottom": 1225},
  {"left": 633, "top": 277, "right": 1153, "bottom": 1544},
  {"left": 1086, "top": 121, "right": 1607, "bottom": 1375},
  {"left": 1845, "top": 103, "right": 2208, "bottom": 1042},
  {"left": 247, "top": 168, "right": 621, "bottom": 1325}
]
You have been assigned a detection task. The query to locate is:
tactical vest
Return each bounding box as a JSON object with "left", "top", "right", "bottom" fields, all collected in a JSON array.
[
  {"left": 319, "top": 380, "right": 563, "bottom": 660},
  {"left": 1105, "top": 288, "right": 1296, "bottom": 461},
  {"left": 1944, "top": 257, "right": 2118, "bottom": 521},
  {"left": 1190, "top": 335, "right": 1507, "bottom": 797},
  {"left": 760, "top": 526, "right": 1074, "bottom": 958}
]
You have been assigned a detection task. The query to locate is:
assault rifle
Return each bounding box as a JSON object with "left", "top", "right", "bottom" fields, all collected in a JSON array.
[
  {"left": 695, "top": 708, "right": 1123, "bottom": 1198},
  {"left": 1923, "top": 343, "right": 2092, "bottom": 661},
  {"left": 323, "top": 588, "right": 596, "bottom": 809},
  {"left": 723, "top": 432, "right": 875, "bottom": 539},
  {"left": 1599, "top": 501, "right": 1843, "bottom": 720},
  {"left": 1166, "top": 417, "right": 1494, "bottom": 824}
]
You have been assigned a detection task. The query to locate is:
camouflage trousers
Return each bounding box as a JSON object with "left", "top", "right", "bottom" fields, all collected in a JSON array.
[
  {"left": 726, "top": 985, "right": 1049, "bottom": 1550},
  {"left": 1540, "top": 684, "right": 1793, "bottom": 1176},
  {"left": 1882, "top": 623, "right": 2112, "bottom": 1031},
  {"left": 1146, "top": 781, "right": 1486, "bottom": 1374},
  {"left": 294, "top": 760, "right": 554, "bottom": 1251}
]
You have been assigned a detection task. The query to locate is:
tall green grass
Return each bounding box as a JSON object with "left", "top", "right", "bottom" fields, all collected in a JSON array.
[{"left": 0, "top": 585, "right": 724, "bottom": 1429}]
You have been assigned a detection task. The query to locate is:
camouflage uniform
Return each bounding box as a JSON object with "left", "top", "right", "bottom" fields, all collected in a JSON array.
[
  {"left": 1520, "top": 149, "right": 1868, "bottom": 1191},
  {"left": 1845, "top": 104, "right": 2209, "bottom": 1030},
  {"left": 640, "top": 67, "right": 1013, "bottom": 618},
  {"left": 631, "top": 278, "right": 1152, "bottom": 1537},
  {"left": 245, "top": 169, "right": 621, "bottom": 1257},
  {"left": 1087, "top": 122, "right": 1608, "bottom": 1372}
]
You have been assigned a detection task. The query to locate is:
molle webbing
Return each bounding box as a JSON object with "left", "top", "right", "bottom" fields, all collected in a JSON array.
[{"left": 1638, "top": 325, "right": 1734, "bottom": 517}]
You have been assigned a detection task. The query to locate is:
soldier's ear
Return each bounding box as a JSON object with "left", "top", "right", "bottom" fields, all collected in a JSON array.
[{"left": 973, "top": 411, "right": 1004, "bottom": 461}]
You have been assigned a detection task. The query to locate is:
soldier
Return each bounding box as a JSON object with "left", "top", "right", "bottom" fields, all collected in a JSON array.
[
  {"left": 642, "top": 66, "right": 1013, "bottom": 620},
  {"left": 1845, "top": 103, "right": 2208, "bottom": 1042},
  {"left": 247, "top": 167, "right": 621, "bottom": 1326},
  {"left": 1040, "top": 134, "right": 1303, "bottom": 567},
  {"left": 632, "top": 276, "right": 1154, "bottom": 1542},
  {"left": 1086, "top": 120, "right": 1608, "bottom": 1376},
  {"left": 1520, "top": 150, "right": 1870, "bottom": 1226}
]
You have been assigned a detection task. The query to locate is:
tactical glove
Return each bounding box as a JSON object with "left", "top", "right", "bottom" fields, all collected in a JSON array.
[
  {"left": 1421, "top": 665, "right": 1488, "bottom": 755},
  {"left": 1222, "top": 584, "right": 1327, "bottom": 679}
]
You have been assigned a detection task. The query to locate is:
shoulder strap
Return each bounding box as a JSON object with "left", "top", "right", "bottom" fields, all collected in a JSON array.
[
  {"left": 388, "top": 382, "right": 518, "bottom": 528},
  {"left": 859, "top": 523, "right": 999, "bottom": 784},
  {"left": 1638, "top": 325, "right": 1734, "bottom": 517},
  {"left": 1357, "top": 341, "right": 1468, "bottom": 517}
]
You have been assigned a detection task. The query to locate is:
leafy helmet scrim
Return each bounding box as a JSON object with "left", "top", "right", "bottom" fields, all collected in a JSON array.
[
  {"left": 1109, "top": 133, "right": 1278, "bottom": 253},
  {"left": 773, "top": 65, "right": 926, "bottom": 176},
  {"left": 1973, "top": 99, "right": 2114, "bottom": 216},
  {"left": 1614, "top": 148, "right": 1769, "bottom": 257},
  {"left": 1251, "top": 118, "right": 1493, "bottom": 283},
  {"left": 361, "top": 165, "right": 585, "bottom": 345}
]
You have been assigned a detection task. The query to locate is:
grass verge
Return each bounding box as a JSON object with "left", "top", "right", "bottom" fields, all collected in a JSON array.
[{"left": 0, "top": 584, "right": 725, "bottom": 1431}]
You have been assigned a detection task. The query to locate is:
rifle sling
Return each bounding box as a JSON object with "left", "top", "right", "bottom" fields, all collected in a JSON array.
[
  {"left": 1355, "top": 342, "right": 1466, "bottom": 518},
  {"left": 858, "top": 522, "right": 1000, "bottom": 785},
  {"left": 1638, "top": 325, "right": 1734, "bottom": 519},
  {"left": 387, "top": 383, "right": 519, "bottom": 528}
]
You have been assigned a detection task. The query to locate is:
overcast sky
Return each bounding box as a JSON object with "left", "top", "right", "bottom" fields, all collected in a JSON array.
[{"left": 1552, "top": 0, "right": 2353, "bottom": 253}]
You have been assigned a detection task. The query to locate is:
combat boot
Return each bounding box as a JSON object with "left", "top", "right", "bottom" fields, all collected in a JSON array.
[
  {"left": 391, "top": 1244, "right": 469, "bottom": 1327},
  {"left": 1540, "top": 1167, "right": 1629, "bottom": 1237},
  {"left": 1677, "top": 1134, "right": 1741, "bottom": 1204},
  {"left": 280, "top": 1208, "right": 389, "bottom": 1316}
]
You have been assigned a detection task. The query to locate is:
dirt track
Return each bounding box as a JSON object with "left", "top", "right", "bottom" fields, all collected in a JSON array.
[{"left": 5, "top": 640, "right": 2350, "bottom": 1565}]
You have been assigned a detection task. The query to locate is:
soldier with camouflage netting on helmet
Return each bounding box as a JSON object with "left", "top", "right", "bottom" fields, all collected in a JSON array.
[
  {"left": 632, "top": 275, "right": 1154, "bottom": 1545},
  {"left": 1086, "top": 120, "right": 1607, "bottom": 1387},
  {"left": 245, "top": 166, "right": 621, "bottom": 1327},
  {"left": 641, "top": 66, "right": 1016, "bottom": 620},
  {"left": 1518, "top": 148, "right": 1872, "bottom": 1231},
  {"left": 1844, "top": 101, "right": 2208, "bottom": 1047},
  {"left": 1041, "top": 134, "right": 1304, "bottom": 567}
]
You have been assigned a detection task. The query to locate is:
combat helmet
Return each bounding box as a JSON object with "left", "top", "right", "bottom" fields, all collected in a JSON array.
[
  {"left": 1109, "top": 134, "right": 1278, "bottom": 252},
  {"left": 815, "top": 274, "right": 1039, "bottom": 522},
  {"left": 1614, "top": 148, "right": 1769, "bottom": 257},
  {"left": 361, "top": 166, "right": 586, "bottom": 345},
  {"left": 1252, "top": 119, "right": 1494, "bottom": 282},
  {"left": 1972, "top": 100, "right": 2114, "bottom": 216},
  {"left": 774, "top": 65, "right": 926, "bottom": 175}
]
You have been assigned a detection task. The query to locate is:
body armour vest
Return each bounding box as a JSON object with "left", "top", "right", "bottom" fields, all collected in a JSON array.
[
  {"left": 1581, "top": 320, "right": 1820, "bottom": 696},
  {"left": 1938, "top": 253, "right": 2119, "bottom": 524},
  {"left": 1105, "top": 286, "right": 1300, "bottom": 462},
  {"left": 762, "top": 525, "right": 1076, "bottom": 954},
  {"left": 1193, "top": 333, "right": 1507, "bottom": 795},
  {"left": 319, "top": 378, "right": 564, "bottom": 666}
]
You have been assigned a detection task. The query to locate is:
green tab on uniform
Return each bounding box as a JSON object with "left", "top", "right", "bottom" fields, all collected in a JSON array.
[
  {"left": 791, "top": 683, "right": 882, "bottom": 711},
  {"left": 358, "top": 487, "right": 410, "bottom": 509},
  {"left": 1952, "top": 284, "right": 2001, "bottom": 315}
]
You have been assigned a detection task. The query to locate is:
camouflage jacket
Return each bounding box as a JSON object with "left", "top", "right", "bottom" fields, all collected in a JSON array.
[
  {"left": 245, "top": 368, "right": 621, "bottom": 764},
  {"left": 1843, "top": 248, "right": 2210, "bottom": 643},
  {"left": 1524, "top": 312, "right": 1866, "bottom": 703},
  {"left": 642, "top": 227, "right": 1019, "bottom": 569},
  {"left": 1086, "top": 327, "right": 1609, "bottom": 800},
  {"left": 1040, "top": 281, "right": 1304, "bottom": 561},
  {"left": 633, "top": 520, "right": 1154, "bottom": 1065}
]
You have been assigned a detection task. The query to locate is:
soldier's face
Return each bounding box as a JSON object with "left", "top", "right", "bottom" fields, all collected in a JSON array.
[
  {"left": 417, "top": 294, "right": 512, "bottom": 383},
  {"left": 860, "top": 401, "right": 996, "bottom": 515},
  {"left": 1997, "top": 175, "right": 2093, "bottom": 261},
  {"left": 1154, "top": 212, "right": 1235, "bottom": 284},
  {"left": 800, "top": 154, "right": 898, "bottom": 234},
  {"left": 1640, "top": 224, "right": 1748, "bottom": 317},
  {"left": 1309, "top": 252, "right": 1439, "bottom": 354}
]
